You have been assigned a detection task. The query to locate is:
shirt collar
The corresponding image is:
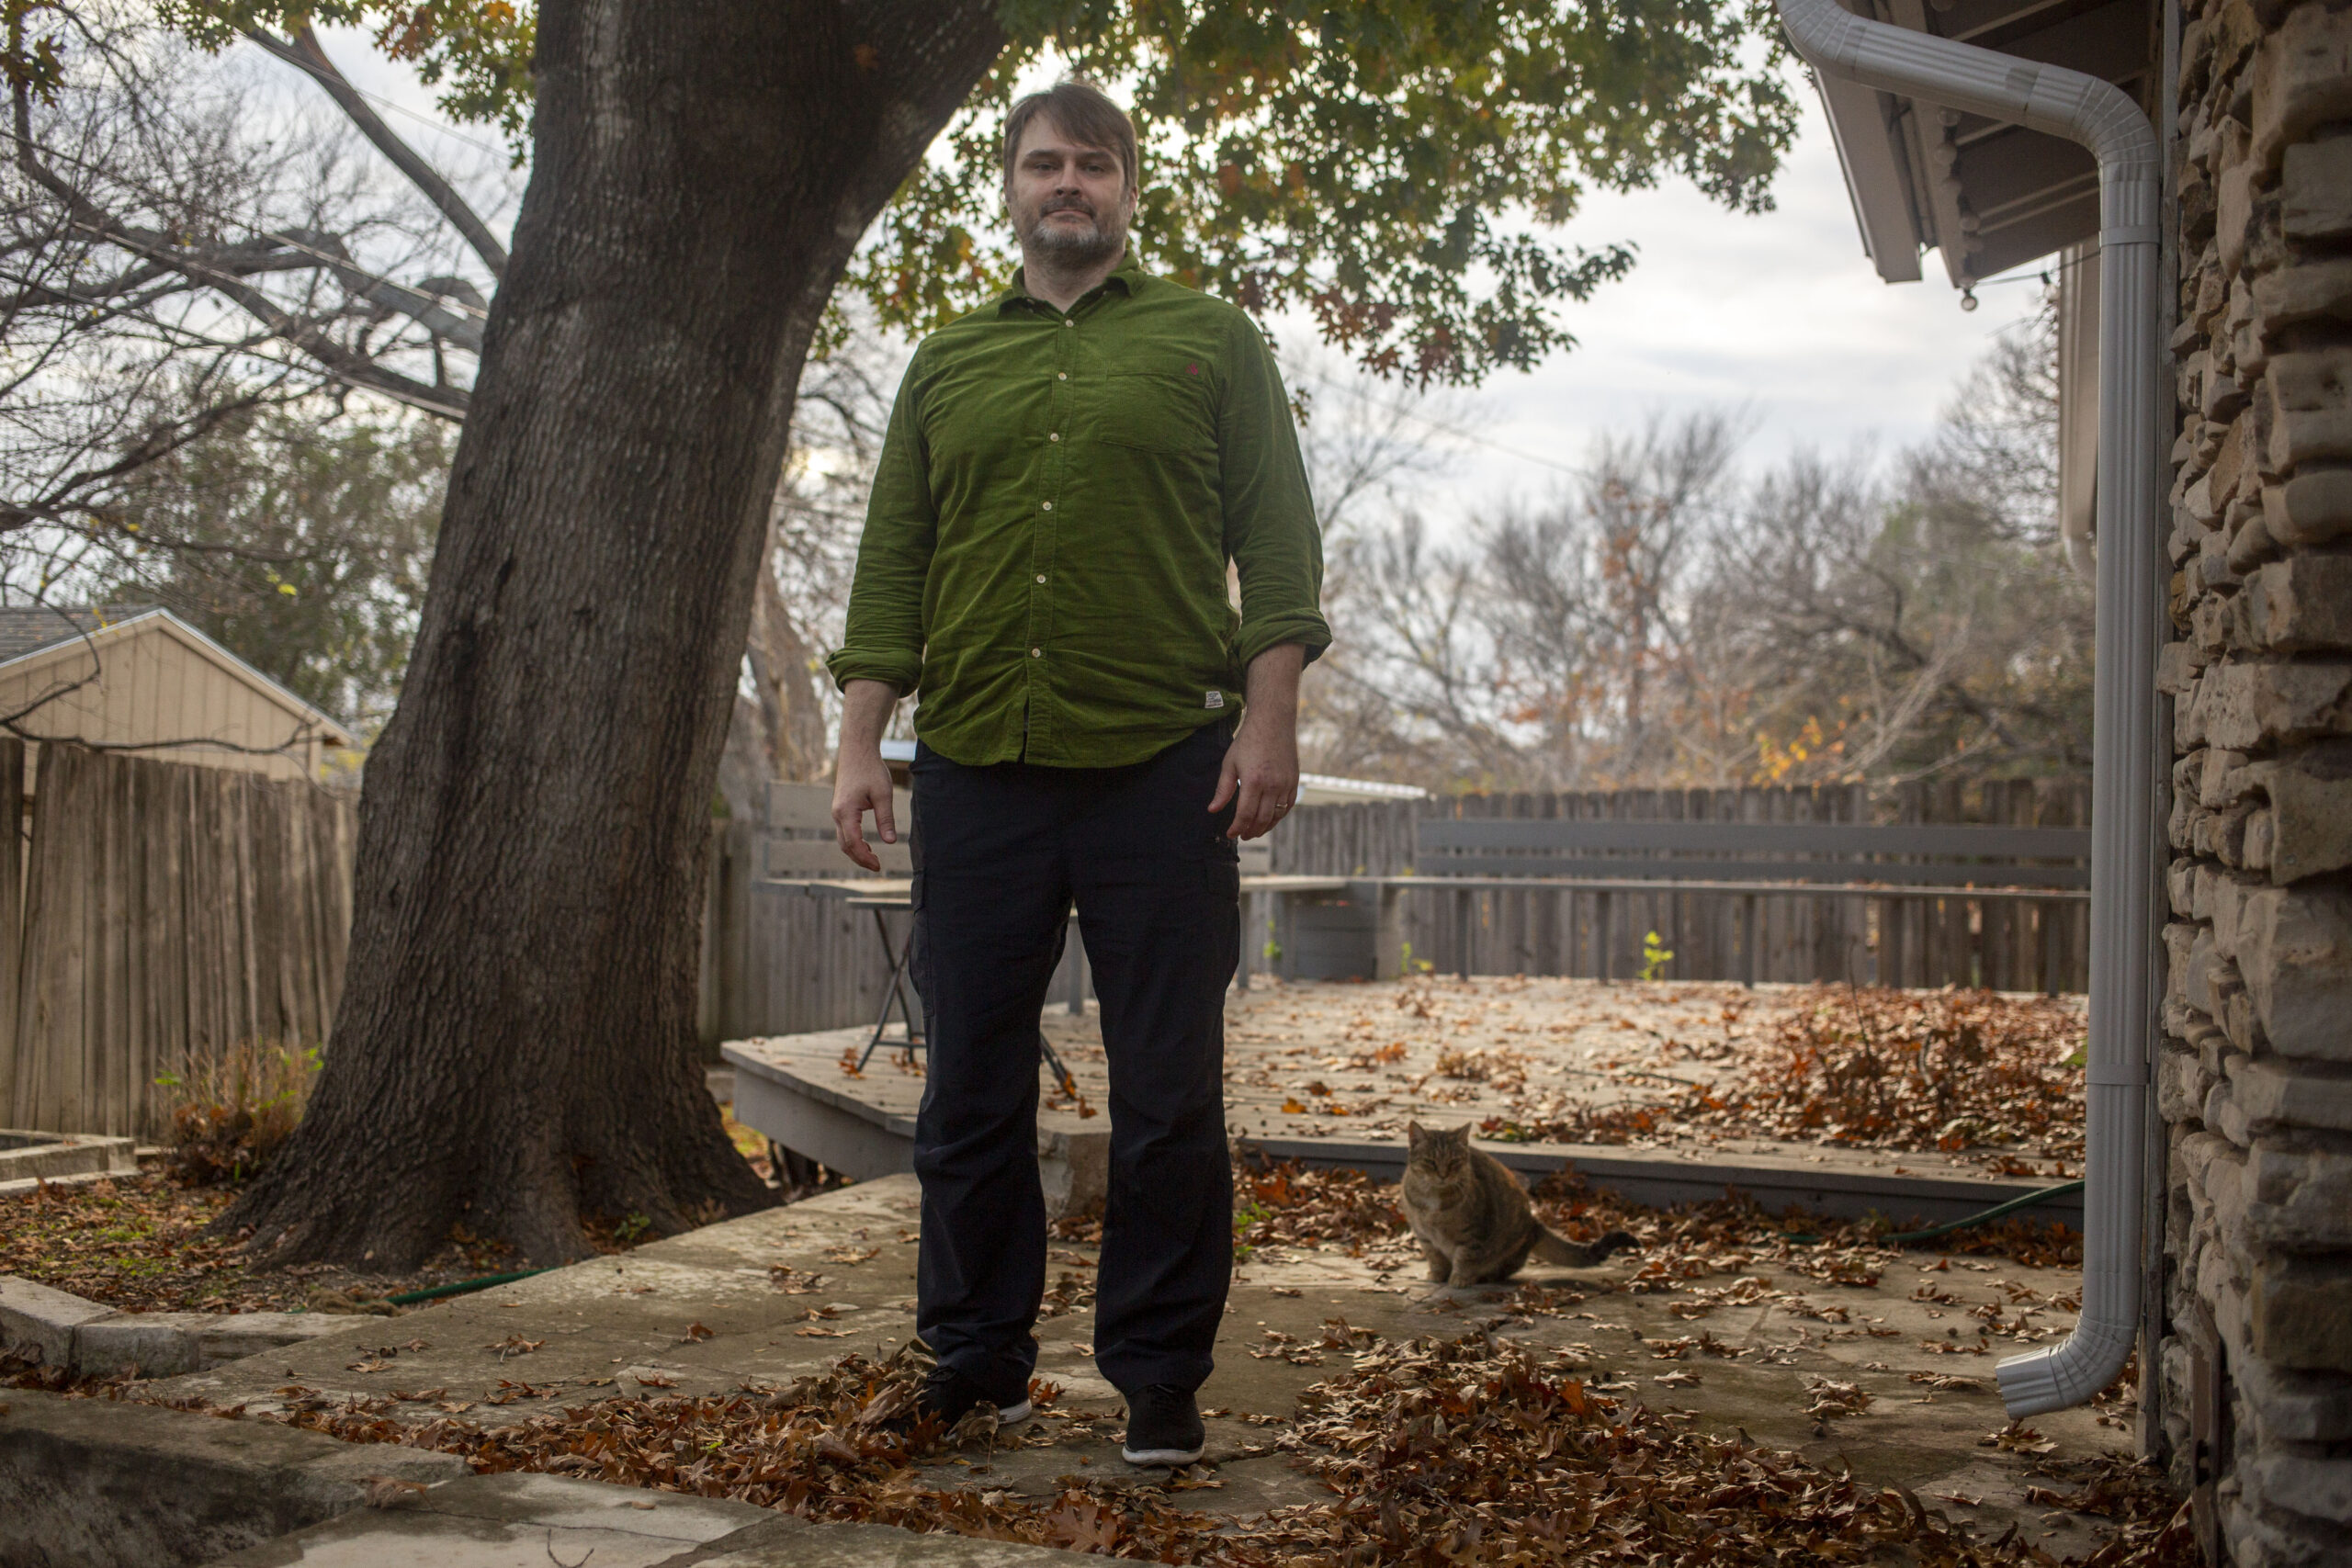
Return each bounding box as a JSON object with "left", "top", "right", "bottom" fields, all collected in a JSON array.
[{"left": 999, "top": 252, "right": 1148, "bottom": 314}]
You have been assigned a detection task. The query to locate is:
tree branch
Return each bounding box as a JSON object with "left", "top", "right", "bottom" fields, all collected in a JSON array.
[
  {"left": 10, "top": 84, "right": 471, "bottom": 418},
  {"left": 71, "top": 217, "right": 471, "bottom": 417},
  {"left": 247, "top": 25, "right": 509, "bottom": 281}
]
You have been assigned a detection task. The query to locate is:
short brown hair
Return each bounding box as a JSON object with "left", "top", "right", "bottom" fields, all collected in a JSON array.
[{"left": 1001, "top": 79, "right": 1137, "bottom": 197}]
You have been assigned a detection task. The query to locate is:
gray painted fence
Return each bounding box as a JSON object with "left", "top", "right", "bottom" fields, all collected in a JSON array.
[
  {"left": 1258, "top": 780, "right": 2090, "bottom": 992},
  {"left": 704, "top": 776, "right": 2093, "bottom": 1042}
]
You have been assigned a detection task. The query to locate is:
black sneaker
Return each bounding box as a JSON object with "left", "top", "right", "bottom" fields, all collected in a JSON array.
[
  {"left": 918, "top": 1365, "right": 1031, "bottom": 1428},
  {"left": 1120, "top": 1383, "right": 1204, "bottom": 1466}
]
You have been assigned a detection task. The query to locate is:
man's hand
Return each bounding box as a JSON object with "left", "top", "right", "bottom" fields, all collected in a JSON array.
[
  {"left": 832, "top": 678, "right": 901, "bottom": 872},
  {"left": 1209, "top": 643, "right": 1306, "bottom": 840}
]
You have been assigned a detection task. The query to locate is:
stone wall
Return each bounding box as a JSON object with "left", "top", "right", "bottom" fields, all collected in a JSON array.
[{"left": 2160, "top": 1, "right": 2352, "bottom": 1562}]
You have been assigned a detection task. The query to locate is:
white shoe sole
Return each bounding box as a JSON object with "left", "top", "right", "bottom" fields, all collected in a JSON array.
[
  {"left": 996, "top": 1399, "right": 1033, "bottom": 1424},
  {"left": 1121, "top": 1442, "right": 1204, "bottom": 1466}
]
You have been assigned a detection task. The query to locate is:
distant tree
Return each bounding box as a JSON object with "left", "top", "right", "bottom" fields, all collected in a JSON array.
[
  {"left": 1318, "top": 412, "right": 1743, "bottom": 791},
  {"left": 97, "top": 407, "right": 450, "bottom": 739},
  {"left": 1708, "top": 296, "right": 2090, "bottom": 784},
  {"left": 0, "top": 2, "right": 500, "bottom": 766},
  {"left": 717, "top": 322, "right": 906, "bottom": 807},
  {"left": 1283, "top": 351, "right": 1476, "bottom": 781},
  {"left": 1315, "top": 300, "right": 2089, "bottom": 794}
]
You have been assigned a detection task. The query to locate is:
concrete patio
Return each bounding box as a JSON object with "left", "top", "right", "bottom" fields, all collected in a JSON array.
[{"left": 126, "top": 1169, "right": 2132, "bottom": 1559}]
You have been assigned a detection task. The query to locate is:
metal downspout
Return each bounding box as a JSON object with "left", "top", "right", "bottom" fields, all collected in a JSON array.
[{"left": 1773, "top": 0, "right": 2163, "bottom": 1419}]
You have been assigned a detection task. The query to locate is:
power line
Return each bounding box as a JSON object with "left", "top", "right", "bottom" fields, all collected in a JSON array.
[
  {"left": 1305, "top": 370, "right": 1588, "bottom": 480},
  {"left": 342, "top": 82, "right": 512, "bottom": 163}
]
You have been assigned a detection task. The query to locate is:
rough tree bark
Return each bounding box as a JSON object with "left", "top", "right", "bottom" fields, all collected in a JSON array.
[{"left": 222, "top": 0, "right": 1004, "bottom": 1268}]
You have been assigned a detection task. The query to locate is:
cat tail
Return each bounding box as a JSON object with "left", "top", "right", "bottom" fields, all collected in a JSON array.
[{"left": 1530, "top": 1225, "right": 1639, "bottom": 1268}]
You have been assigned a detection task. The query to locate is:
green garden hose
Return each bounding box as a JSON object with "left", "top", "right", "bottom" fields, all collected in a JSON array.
[
  {"left": 384, "top": 1268, "right": 554, "bottom": 1305},
  {"left": 1883, "top": 1179, "right": 2086, "bottom": 1246},
  {"left": 1768, "top": 1178, "right": 2086, "bottom": 1247}
]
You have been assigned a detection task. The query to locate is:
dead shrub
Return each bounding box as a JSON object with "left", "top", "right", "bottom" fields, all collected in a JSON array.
[{"left": 154, "top": 1040, "right": 322, "bottom": 1185}]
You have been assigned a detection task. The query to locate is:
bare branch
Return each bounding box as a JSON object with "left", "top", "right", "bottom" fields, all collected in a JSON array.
[{"left": 247, "top": 25, "right": 508, "bottom": 281}]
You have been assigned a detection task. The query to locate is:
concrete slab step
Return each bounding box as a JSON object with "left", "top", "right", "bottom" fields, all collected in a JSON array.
[
  {"left": 1, "top": 1275, "right": 375, "bottom": 1378},
  {"left": 202, "top": 1472, "right": 1102, "bottom": 1567},
  {"left": 0, "top": 1386, "right": 467, "bottom": 1568},
  {"left": 130, "top": 1173, "right": 2132, "bottom": 1565},
  {"left": 2, "top": 1385, "right": 1090, "bottom": 1568}
]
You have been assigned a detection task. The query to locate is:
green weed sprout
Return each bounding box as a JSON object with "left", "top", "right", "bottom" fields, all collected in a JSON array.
[{"left": 1639, "top": 931, "right": 1675, "bottom": 983}]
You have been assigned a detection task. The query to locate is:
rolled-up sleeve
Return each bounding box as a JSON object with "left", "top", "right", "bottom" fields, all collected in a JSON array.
[
  {"left": 1217, "top": 320, "right": 1332, "bottom": 670},
  {"left": 826, "top": 355, "right": 935, "bottom": 695}
]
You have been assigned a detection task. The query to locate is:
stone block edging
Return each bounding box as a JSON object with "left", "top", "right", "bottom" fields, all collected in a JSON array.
[{"left": 0, "top": 1275, "right": 367, "bottom": 1379}]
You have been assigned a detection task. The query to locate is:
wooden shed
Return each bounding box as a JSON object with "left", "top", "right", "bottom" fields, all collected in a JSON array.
[{"left": 0, "top": 604, "right": 354, "bottom": 785}]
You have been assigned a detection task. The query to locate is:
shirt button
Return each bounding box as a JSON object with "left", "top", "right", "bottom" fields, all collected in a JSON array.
[
  {"left": 1063, "top": 319, "right": 1074, "bottom": 328},
  {"left": 1035, "top": 574, "right": 1047, "bottom": 583},
  {"left": 1057, "top": 371, "right": 1068, "bottom": 381},
  {"left": 1042, "top": 501, "right": 1053, "bottom": 511},
  {"left": 1049, "top": 432, "right": 1060, "bottom": 442},
  {"left": 1031, "top": 648, "right": 1043, "bottom": 658}
]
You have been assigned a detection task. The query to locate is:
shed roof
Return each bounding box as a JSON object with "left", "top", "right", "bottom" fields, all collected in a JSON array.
[
  {"left": 0, "top": 603, "right": 356, "bottom": 750},
  {"left": 0, "top": 603, "right": 163, "bottom": 663}
]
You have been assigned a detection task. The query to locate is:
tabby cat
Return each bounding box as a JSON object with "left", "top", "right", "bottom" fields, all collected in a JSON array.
[{"left": 1400, "top": 1121, "right": 1637, "bottom": 1285}]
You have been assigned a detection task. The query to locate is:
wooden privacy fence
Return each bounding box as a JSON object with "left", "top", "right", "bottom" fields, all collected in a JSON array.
[
  {"left": 1257, "top": 780, "right": 2091, "bottom": 993},
  {"left": 0, "top": 740, "right": 356, "bottom": 1138}
]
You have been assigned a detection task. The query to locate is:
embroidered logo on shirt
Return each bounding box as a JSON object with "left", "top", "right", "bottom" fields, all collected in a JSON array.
[
  {"left": 1186, "top": 363, "right": 1201, "bottom": 376},
  {"left": 1204, "top": 690, "right": 1224, "bottom": 708}
]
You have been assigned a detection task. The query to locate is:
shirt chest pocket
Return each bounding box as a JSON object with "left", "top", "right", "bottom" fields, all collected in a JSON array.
[{"left": 1093, "top": 371, "right": 1216, "bottom": 457}]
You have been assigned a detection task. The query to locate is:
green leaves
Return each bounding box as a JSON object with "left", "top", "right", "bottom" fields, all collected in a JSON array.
[
  {"left": 156, "top": 2, "right": 537, "bottom": 145},
  {"left": 147, "top": 2, "right": 1797, "bottom": 385},
  {"left": 1, "top": 2, "right": 68, "bottom": 102},
  {"left": 873, "top": 0, "right": 1797, "bottom": 382}
]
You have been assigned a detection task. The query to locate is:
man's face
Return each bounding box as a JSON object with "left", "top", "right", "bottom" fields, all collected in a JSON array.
[{"left": 1006, "top": 116, "right": 1134, "bottom": 267}]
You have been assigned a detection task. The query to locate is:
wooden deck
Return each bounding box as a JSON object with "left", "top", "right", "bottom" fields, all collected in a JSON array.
[{"left": 724, "top": 976, "right": 2087, "bottom": 1228}]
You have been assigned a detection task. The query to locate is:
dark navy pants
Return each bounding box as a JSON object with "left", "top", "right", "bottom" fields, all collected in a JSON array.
[{"left": 909, "top": 721, "right": 1238, "bottom": 1402}]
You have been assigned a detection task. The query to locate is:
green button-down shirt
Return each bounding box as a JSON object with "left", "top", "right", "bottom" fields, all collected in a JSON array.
[{"left": 826, "top": 256, "right": 1330, "bottom": 768}]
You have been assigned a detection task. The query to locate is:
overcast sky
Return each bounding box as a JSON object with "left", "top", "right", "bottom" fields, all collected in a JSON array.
[{"left": 309, "top": 28, "right": 2045, "bottom": 525}]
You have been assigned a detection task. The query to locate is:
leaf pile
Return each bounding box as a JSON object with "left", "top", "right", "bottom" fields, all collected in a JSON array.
[
  {"left": 0, "top": 1172, "right": 536, "bottom": 1314},
  {"left": 147, "top": 1334, "right": 2189, "bottom": 1568},
  {"left": 1724, "top": 987, "right": 2087, "bottom": 1161},
  {"left": 1235, "top": 1159, "right": 1405, "bottom": 1253},
  {"left": 218, "top": 1348, "right": 978, "bottom": 1516},
  {"left": 1532, "top": 1164, "right": 2084, "bottom": 1278},
  {"left": 164, "top": 1348, "right": 1229, "bottom": 1555},
  {"left": 1257, "top": 1336, "right": 1999, "bottom": 1567},
  {"left": 1491, "top": 986, "right": 2087, "bottom": 1174},
  {"left": 0, "top": 1176, "right": 252, "bottom": 1312},
  {"left": 2035, "top": 1455, "right": 2199, "bottom": 1568}
]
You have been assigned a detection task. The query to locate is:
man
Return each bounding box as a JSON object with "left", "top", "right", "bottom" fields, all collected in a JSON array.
[{"left": 827, "top": 79, "right": 1329, "bottom": 1468}]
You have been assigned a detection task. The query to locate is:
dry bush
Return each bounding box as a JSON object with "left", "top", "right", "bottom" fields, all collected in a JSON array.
[{"left": 154, "top": 1041, "right": 322, "bottom": 1186}]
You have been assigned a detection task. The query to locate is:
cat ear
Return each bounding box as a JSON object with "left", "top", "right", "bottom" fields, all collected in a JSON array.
[{"left": 1407, "top": 1120, "right": 1425, "bottom": 1146}]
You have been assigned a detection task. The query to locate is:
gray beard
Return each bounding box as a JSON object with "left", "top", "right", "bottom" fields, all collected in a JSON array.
[{"left": 1026, "top": 211, "right": 1123, "bottom": 265}]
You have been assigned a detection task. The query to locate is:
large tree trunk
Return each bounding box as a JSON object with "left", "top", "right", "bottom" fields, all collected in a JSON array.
[{"left": 224, "top": 0, "right": 1002, "bottom": 1268}]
